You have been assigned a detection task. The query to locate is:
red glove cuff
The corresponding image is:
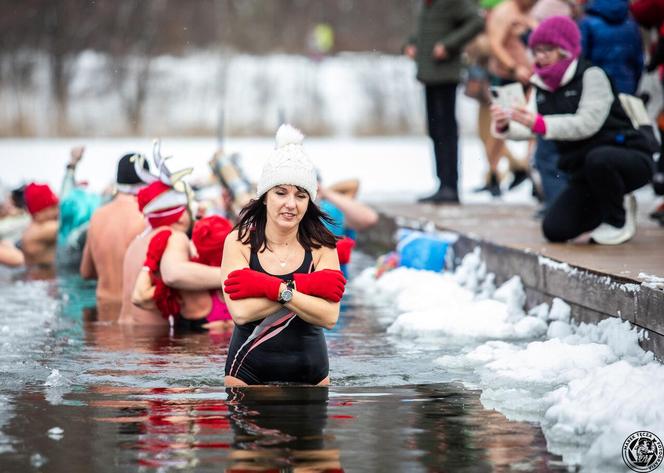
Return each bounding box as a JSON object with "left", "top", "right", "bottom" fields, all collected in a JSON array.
[{"left": 531, "top": 114, "right": 546, "bottom": 135}]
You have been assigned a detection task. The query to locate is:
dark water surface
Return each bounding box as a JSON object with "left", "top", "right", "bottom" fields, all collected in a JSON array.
[{"left": 0, "top": 260, "right": 566, "bottom": 472}]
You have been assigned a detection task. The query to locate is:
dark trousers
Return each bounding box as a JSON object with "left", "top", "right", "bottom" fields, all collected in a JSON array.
[
  {"left": 425, "top": 83, "right": 459, "bottom": 192},
  {"left": 534, "top": 136, "right": 568, "bottom": 209},
  {"left": 542, "top": 145, "right": 653, "bottom": 242}
]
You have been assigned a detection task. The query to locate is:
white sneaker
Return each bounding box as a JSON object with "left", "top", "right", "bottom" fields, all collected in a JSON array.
[
  {"left": 590, "top": 194, "right": 637, "bottom": 245},
  {"left": 624, "top": 193, "right": 637, "bottom": 236}
]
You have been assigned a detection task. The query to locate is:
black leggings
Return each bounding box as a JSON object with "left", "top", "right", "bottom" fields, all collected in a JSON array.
[{"left": 542, "top": 145, "right": 653, "bottom": 242}]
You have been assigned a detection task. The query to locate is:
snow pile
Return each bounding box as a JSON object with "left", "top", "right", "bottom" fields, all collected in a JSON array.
[
  {"left": 638, "top": 272, "right": 664, "bottom": 289},
  {"left": 353, "top": 248, "right": 546, "bottom": 341},
  {"left": 354, "top": 247, "right": 664, "bottom": 470}
]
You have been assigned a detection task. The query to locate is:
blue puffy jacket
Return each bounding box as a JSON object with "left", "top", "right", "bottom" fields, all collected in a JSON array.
[{"left": 579, "top": 0, "right": 644, "bottom": 94}]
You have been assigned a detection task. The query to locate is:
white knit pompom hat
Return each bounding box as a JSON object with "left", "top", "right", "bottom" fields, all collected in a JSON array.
[{"left": 256, "top": 124, "right": 318, "bottom": 201}]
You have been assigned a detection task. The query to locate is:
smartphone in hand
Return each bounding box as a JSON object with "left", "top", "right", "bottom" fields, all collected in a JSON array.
[{"left": 490, "top": 83, "right": 526, "bottom": 109}]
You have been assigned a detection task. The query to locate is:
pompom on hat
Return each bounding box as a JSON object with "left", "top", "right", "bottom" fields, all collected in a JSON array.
[
  {"left": 256, "top": 124, "right": 318, "bottom": 201},
  {"left": 24, "top": 183, "right": 59, "bottom": 215},
  {"left": 528, "top": 15, "right": 581, "bottom": 58}
]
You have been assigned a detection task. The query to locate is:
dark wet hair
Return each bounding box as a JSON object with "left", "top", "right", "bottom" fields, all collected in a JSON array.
[{"left": 235, "top": 186, "right": 337, "bottom": 252}]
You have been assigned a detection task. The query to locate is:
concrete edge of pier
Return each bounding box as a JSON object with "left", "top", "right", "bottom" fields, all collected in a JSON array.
[{"left": 357, "top": 211, "right": 664, "bottom": 359}]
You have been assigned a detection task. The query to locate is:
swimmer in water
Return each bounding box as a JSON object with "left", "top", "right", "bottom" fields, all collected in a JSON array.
[
  {"left": 20, "top": 182, "right": 59, "bottom": 269},
  {"left": 222, "top": 124, "right": 347, "bottom": 386},
  {"left": 80, "top": 153, "right": 150, "bottom": 317},
  {"left": 131, "top": 215, "right": 235, "bottom": 332},
  {"left": 119, "top": 143, "right": 223, "bottom": 325}
]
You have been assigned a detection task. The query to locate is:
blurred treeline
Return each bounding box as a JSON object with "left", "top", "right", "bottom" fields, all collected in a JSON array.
[
  {"left": 0, "top": 0, "right": 420, "bottom": 136},
  {"left": 0, "top": 1, "right": 419, "bottom": 54}
]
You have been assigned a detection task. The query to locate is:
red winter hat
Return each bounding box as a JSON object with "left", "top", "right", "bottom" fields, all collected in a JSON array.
[
  {"left": 24, "top": 183, "right": 59, "bottom": 215},
  {"left": 137, "top": 181, "right": 189, "bottom": 228},
  {"left": 192, "top": 215, "right": 233, "bottom": 267}
]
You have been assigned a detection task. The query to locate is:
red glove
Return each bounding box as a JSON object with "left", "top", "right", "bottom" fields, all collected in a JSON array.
[
  {"left": 153, "top": 277, "right": 181, "bottom": 319},
  {"left": 144, "top": 230, "right": 172, "bottom": 272},
  {"left": 336, "top": 237, "right": 355, "bottom": 265},
  {"left": 223, "top": 268, "right": 282, "bottom": 301},
  {"left": 294, "top": 269, "right": 346, "bottom": 302}
]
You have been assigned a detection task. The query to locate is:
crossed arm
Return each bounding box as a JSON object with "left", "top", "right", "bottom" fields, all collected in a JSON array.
[{"left": 220, "top": 230, "right": 341, "bottom": 329}]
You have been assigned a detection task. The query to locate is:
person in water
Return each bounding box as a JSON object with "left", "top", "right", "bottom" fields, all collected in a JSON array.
[
  {"left": 119, "top": 145, "right": 223, "bottom": 325},
  {"left": 222, "top": 124, "right": 347, "bottom": 387},
  {"left": 80, "top": 153, "right": 150, "bottom": 316},
  {"left": 131, "top": 214, "right": 234, "bottom": 332},
  {"left": 20, "top": 182, "right": 59, "bottom": 269}
]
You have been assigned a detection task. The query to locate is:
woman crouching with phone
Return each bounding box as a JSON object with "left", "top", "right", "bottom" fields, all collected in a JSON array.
[{"left": 222, "top": 124, "right": 347, "bottom": 386}]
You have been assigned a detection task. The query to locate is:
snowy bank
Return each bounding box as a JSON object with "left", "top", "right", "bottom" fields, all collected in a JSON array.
[{"left": 352, "top": 248, "right": 664, "bottom": 471}]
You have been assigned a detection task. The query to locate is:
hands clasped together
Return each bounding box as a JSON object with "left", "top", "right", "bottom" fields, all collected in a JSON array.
[{"left": 224, "top": 268, "right": 347, "bottom": 303}]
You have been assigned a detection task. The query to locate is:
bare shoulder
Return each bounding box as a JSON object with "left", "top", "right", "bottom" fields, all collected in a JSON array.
[
  {"left": 166, "top": 229, "right": 189, "bottom": 246},
  {"left": 225, "top": 229, "right": 250, "bottom": 259},
  {"left": 490, "top": 2, "right": 512, "bottom": 22},
  {"left": 312, "top": 244, "right": 339, "bottom": 270}
]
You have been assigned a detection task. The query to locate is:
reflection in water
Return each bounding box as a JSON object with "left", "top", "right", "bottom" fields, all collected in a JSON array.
[
  {"left": 89, "top": 386, "right": 341, "bottom": 471},
  {"left": 0, "top": 262, "right": 567, "bottom": 472},
  {"left": 0, "top": 383, "right": 566, "bottom": 472},
  {"left": 226, "top": 387, "right": 341, "bottom": 472}
]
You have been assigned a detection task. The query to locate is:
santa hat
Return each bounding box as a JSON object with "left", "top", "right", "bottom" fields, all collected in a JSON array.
[
  {"left": 137, "top": 181, "right": 188, "bottom": 228},
  {"left": 192, "top": 215, "right": 233, "bottom": 267},
  {"left": 24, "top": 183, "right": 59, "bottom": 215},
  {"left": 256, "top": 124, "right": 318, "bottom": 200}
]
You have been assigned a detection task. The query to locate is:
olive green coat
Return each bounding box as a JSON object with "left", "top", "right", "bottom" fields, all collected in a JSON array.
[{"left": 410, "top": 0, "right": 485, "bottom": 84}]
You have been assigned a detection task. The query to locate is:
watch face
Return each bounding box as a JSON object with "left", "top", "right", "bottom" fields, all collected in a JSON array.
[{"left": 280, "top": 289, "right": 293, "bottom": 303}]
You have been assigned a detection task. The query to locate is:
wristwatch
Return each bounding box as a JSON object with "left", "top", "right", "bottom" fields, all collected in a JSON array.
[{"left": 278, "top": 280, "right": 295, "bottom": 304}]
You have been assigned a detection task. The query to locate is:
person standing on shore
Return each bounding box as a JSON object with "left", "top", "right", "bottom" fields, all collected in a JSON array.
[{"left": 405, "top": 0, "right": 484, "bottom": 204}]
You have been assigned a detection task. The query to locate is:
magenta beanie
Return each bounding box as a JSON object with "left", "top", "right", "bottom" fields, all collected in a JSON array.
[{"left": 528, "top": 16, "right": 581, "bottom": 58}]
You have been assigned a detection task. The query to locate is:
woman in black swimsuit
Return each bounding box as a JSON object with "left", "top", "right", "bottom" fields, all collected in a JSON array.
[{"left": 221, "top": 124, "right": 347, "bottom": 386}]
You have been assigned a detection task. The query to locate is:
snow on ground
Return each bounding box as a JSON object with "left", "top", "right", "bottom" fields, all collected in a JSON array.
[
  {"left": 0, "top": 134, "right": 530, "bottom": 204},
  {"left": 352, "top": 249, "right": 664, "bottom": 471},
  {"left": 2, "top": 133, "right": 659, "bottom": 215}
]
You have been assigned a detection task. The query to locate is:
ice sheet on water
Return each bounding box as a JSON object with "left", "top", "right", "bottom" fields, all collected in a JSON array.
[
  {"left": 44, "top": 369, "right": 69, "bottom": 387},
  {"left": 47, "top": 427, "right": 63, "bottom": 441},
  {"left": 44, "top": 369, "right": 72, "bottom": 406}
]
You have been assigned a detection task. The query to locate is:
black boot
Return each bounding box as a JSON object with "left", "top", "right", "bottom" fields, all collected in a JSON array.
[
  {"left": 508, "top": 169, "right": 529, "bottom": 190},
  {"left": 418, "top": 187, "right": 459, "bottom": 204},
  {"left": 474, "top": 173, "right": 501, "bottom": 197}
]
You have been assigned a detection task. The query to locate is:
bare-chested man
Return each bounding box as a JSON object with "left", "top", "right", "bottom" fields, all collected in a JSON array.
[
  {"left": 119, "top": 180, "right": 222, "bottom": 326},
  {"left": 487, "top": 0, "right": 538, "bottom": 85},
  {"left": 80, "top": 154, "right": 149, "bottom": 315},
  {"left": 20, "top": 183, "right": 59, "bottom": 269}
]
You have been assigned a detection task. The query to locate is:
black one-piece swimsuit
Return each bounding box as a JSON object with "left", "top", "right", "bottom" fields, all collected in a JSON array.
[{"left": 224, "top": 250, "right": 329, "bottom": 385}]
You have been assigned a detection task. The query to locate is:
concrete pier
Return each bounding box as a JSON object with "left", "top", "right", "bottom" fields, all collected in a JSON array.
[{"left": 360, "top": 202, "right": 664, "bottom": 358}]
